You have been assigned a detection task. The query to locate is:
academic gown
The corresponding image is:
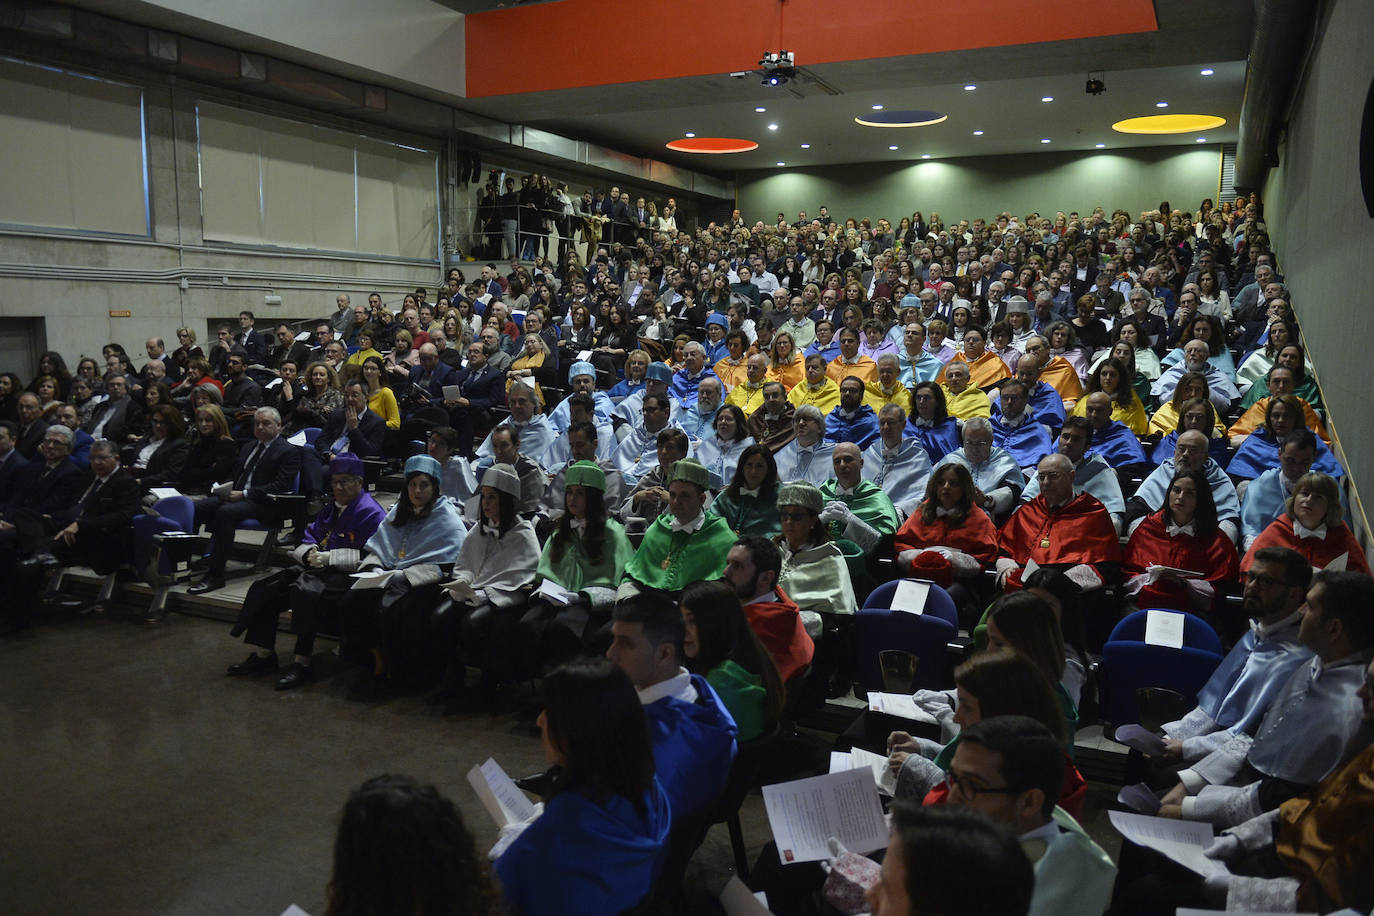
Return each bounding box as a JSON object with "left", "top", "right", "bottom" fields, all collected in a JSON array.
[
  {"left": 826, "top": 355, "right": 877, "bottom": 385},
  {"left": 1228, "top": 396, "right": 1329, "bottom": 445},
  {"left": 862, "top": 381, "right": 912, "bottom": 416},
  {"left": 743, "top": 587, "right": 815, "bottom": 681},
  {"left": 944, "top": 349, "right": 1011, "bottom": 390},
  {"left": 624, "top": 513, "right": 736, "bottom": 592},
  {"left": 1164, "top": 611, "right": 1312, "bottom": 760},
  {"left": 1123, "top": 510, "right": 1239, "bottom": 612},
  {"left": 777, "top": 539, "right": 859, "bottom": 616},
  {"left": 787, "top": 378, "right": 841, "bottom": 414},
  {"left": 893, "top": 503, "right": 1001, "bottom": 571},
  {"left": 1039, "top": 356, "right": 1085, "bottom": 406},
  {"left": 1070, "top": 391, "right": 1149, "bottom": 435},
  {"left": 1020, "top": 452, "right": 1125, "bottom": 516},
  {"left": 936, "top": 448, "right": 1024, "bottom": 503},
  {"left": 860, "top": 438, "right": 933, "bottom": 515},
  {"left": 1150, "top": 430, "right": 1231, "bottom": 468},
  {"left": 1132, "top": 457, "right": 1240, "bottom": 525},
  {"left": 773, "top": 439, "right": 836, "bottom": 487},
  {"left": 818, "top": 478, "right": 899, "bottom": 543},
  {"left": 1000, "top": 492, "right": 1122, "bottom": 568},
  {"left": 725, "top": 380, "right": 766, "bottom": 414},
  {"left": 643, "top": 672, "right": 739, "bottom": 818},
  {"left": 1087, "top": 419, "right": 1151, "bottom": 468},
  {"left": 695, "top": 434, "right": 754, "bottom": 489},
  {"left": 767, "top": 356, "right": 805, "bottom": 391},
  {"left": 364, "top": 495, "right": 467, "bottom": 569},
  {"left": 495, "top": 783, "right": 671, "bottom": 916},
  {"left": 708, "top": 486, "right": 781, "bottom": 538},
  {"left": 475, "top": 415, "right": 556, "bottom": 465},
  {"left": 990, "top": 414, "right": 1056, "bottom": 468},
  {"left": 1242, "top": 515, "right": 1371, "bottom": 575},
  {"left": 898, "top": 350, "right": 944, "bottom": 386},
  {"left": 992, "top": 381, "right": 1067, "bottom": 428},
  {"left": 1228, "top": 428, "right": 1344, "bottom": 481},
  {"left": 905, "top": 417, "right": 961, "bottom": 464},
  {"left": 536, "top": 518, "right": 635, "bottom": 595},
  {"left": 823, "top": 404, "right": 880, "bottom": 448},
  {"left": 941, "top": 384, "right": 992, "bottom": 420}
]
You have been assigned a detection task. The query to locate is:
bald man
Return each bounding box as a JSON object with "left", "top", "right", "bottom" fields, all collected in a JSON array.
[
  {"left": 818, "top": 442, "right": 899, "bottom": 551},
  {"left": 997, "top": 453, "right": 1122, "bottom": 591}
]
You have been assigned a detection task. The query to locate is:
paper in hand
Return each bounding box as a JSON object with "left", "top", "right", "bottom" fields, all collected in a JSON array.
[
  {"left": 1113, "top": 724, "right": 1169, "bottom": 757},
  {"left": 763, "top": 767, "right": 888, "bottom": 864},
  {"left": 1108, "top": 810, "right": 1222, "bottom": 877},
  {"left": 467, "top": 757, "right": 537, "bottom": 826}
]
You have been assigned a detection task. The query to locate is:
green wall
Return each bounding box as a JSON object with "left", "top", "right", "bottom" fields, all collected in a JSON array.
[
  {"left": 1262, "top": 0, "right": 1373, "bottom": 557},
  {"left": 735, "top": 145, "right": 1222, "bottom": 226}
]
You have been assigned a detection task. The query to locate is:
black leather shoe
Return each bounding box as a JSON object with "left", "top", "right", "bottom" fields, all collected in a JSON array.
[
  {"left": 187, "top": 576, "right": 225, "bottom": 595},
  {"left": 227, "top": 652, "right": 278, "bottom": 676},
  {"left": 275, "top": 662, "right": 315, "bottom": 690}
]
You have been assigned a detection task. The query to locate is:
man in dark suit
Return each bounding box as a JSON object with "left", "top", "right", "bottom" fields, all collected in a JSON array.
[
  {"left": 267, "top": 324, "right": 311, "bottom": 372},
  {"left": 611, "top": 191, "right": 633, "bottom": 247},
  {"left": 44, "top": 437, "right": 141, "bottom": 592},
  {"left": 14, "top": 393, "right": 50, "bottom": 460},
  {"left": 221, "top": 348, "right": 264, "bottom": 437},
  {"left": 0, "top": 420, "right": 29, "bottom": 506},
  {"left": 301, "top": 380, "right": 384, "bottom": 497},
  {"left": 443, "top": 339, "right": 506, "bottom": 452},
  {"left": 236, "top": 310, "right": 267, "bottom": 364},
  {"left": 83, "top": 374, "right": 139, "bottom": 443},
  {"left": 188, "top": 407, "right": 302, "bottom": 594},
  {"left": 0, "top": 425, "right": 86, "bottom": 632},
  {"left": 404, "top": 343, "right": 460, "bottom": 410}
]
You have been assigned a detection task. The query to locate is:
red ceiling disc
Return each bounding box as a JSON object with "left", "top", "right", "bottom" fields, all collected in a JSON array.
[{"left": 665, "top": 137, "right": 760, "bottom": 153}]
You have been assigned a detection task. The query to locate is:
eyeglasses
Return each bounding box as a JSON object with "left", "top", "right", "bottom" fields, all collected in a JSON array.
[
  {"left": 1244, "top": 571, "right": 1290, "bottom": 589},
  {"left": 778, "top": 510, "right": 811, "bottom": 522},
  {"left": 944, "top": 772, "right": 1019, "bottom": 800}
]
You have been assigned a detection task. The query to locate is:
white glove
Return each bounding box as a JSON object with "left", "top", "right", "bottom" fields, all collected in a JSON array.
[
  {"left": 306, "top": 548, "right": 330, "bottom": 569},
  {"left": 1203, "top": 835, "right": 1243, "bottom": 863},
  {"left": 819, "top": 500, "right": 854, "bottom": 525}
]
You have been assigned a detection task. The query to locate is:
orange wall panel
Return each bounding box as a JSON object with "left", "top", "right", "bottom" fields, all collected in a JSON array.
[{"left": 464, "top": 0, "right": 1157, "bottom": 98}]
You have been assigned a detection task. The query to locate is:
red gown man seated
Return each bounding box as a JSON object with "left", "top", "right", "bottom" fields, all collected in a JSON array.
[
  {"left": 996, "top": 453, "right": 1122, "bottom": 592},
  {"left": 722, "top": 535, "right": 815, "bottom": 681}
]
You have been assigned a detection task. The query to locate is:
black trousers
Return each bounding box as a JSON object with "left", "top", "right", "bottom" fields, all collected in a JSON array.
[
  {"left": 231, "top": 566, "right": 353, "bottom": 656},
  {"left": 339, "top": 575, "right": 444, "bottom": 687},
  {"left": 194, "top": 496, "right": 276, "bottom": 576}
]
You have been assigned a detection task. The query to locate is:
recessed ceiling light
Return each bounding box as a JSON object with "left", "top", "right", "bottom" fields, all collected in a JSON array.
[
  {"left": 1041, "top": 96, "right": 1054, "bottom": 102},
  {"left": 963, "top": 84, "right": 976, "bottom": 91},
  {"left": 921, "top": 154, "right": 931, "bottom": 159},
  {"left": 1196, "top": 137, "right": 1207, "bottom": 142},
  {"left": 1095, "top": 143, "right": 1106, "bottom": 148},
  {"left": 1156, "top": 101, "right": 1169, "bottom": 108},
  {"left": 1200, "top": 68, "right": 1214, "bottom": 76},
  {"left": 767, "top": 123, "right": 778, "bottom": 131},
  {"left": 1040, "top": 138, "right": 1051, "bottom": 143},
  {"left": 777, "top": 161, "right": 786, "bottom": 166},
  {"left": 800, "top": 143, "right": 811, "bottom": 149},
  {"left": 684, "top": 132, "right": 695, "bottom": 138},
  {"left": 972, "top": 130, "right": 984, "bottom": 136},
  {"left": 872, "top": 104, "right": 884, "bottom": 110},
  {"left": 755, "top": 106, "right": 766, "bottom": 112},
  {"left": 854, "top": 110, "right": 947, "bottom": 128},
  {"left": 888, "top": 145, "right": 899, "bottom": 150}
]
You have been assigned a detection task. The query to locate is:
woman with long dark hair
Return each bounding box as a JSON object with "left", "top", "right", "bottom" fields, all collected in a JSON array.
[
  {"left": 494, "top": 658, "right": 668, "bottom": 916},
  {"left": 1124, "top": 467, "right": 1239, "bottom": 613},
  {"left": 709, "top": 443, "right": 781, "bottom": 537},
  {"left": 518, "top": 461, "right": 634, "bottom": 674},
  {"left": 341, "top": 455, "right": 467, "bottom": 695},
  {"left": 680, "top": 579, "right": 785, "bottom": 741},
  {"left": 29, "top": 351, "right": 73, "bottom": 402},
  {"left": 433, "top": 463, "right": 540, "bottom": 704}
]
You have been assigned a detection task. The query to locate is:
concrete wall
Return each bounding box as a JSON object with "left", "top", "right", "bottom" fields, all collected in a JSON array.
[
  {"left": 735, "top": 145, "right": 1221, "bottom": 226},
  {"left": 0, "top": 64, "right": 450, "bottom": 370},
  {"left": 1262, "top": 0, "right": 1374, "bottom": 554}
]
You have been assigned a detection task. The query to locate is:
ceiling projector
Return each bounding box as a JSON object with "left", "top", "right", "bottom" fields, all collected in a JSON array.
[{"left": 760, "top": 50, "right": 796, "bottom": 86}]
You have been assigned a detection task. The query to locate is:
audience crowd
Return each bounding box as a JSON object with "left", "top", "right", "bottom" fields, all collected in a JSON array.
[{"left": 4, "top": 188, "right": 1372, "bottom": 916}]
